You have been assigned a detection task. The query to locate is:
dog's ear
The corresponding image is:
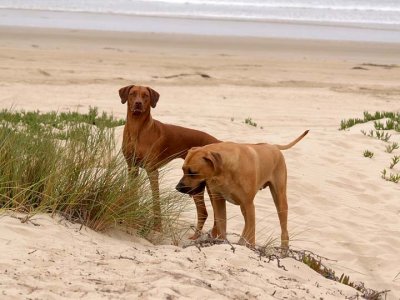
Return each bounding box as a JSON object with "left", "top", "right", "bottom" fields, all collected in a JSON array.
[
  {"left": 203, "top": 151, "right": 222, "bottom": 174},
  {"left": 119, "top": 85, "right": 134, "bottom": 104},
  {"left": 147, "top": 87, "right": 160, "bottom": 108}
]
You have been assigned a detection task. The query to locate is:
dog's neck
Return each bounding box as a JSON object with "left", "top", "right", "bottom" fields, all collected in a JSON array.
[{"left": 126, "top": 110, "right": 154, "bottom": 136}]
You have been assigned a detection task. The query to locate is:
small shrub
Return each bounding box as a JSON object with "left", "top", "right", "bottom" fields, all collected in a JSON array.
[
  {"left": 244, "top": 117, "right": 257, "bottom": 127},
  {"left": 381, "top": 169, "right": 400, "bottom": 184},
  {"left": 374, "top": 121, "right": 384, "bottom": 130},
  {"left": 385, "top": 142, "right": 399, "bottom": 153},
  {"left": 389, "top": 173, "right": 400, "bottom": 183},
  {"left": 365, "top": 130, "right": 391, "bottom": 142},
  {"left": 363, "top": 150, "right": 374, "bottom": 158},
  {"left": 390, "top": 155, "right": 400, "bottom": 169},
  {"left": 375, "top": 130, "right": 391, "bottom": 142},
  {"left": 367, "top": 130, "right": 374, "bottom": 137}
]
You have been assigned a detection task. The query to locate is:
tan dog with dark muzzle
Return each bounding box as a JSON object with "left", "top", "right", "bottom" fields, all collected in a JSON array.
[{"left": 176, "top": 130, "right": 309, "bottom": 248}]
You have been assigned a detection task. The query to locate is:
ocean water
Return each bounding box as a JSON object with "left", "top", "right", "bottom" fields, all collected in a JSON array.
[
  {"left": 1, "top": 1, "right": 400, "bottom": 42},
  {"left": 1, "top": 0, "right": 400, "bottom": 26}
]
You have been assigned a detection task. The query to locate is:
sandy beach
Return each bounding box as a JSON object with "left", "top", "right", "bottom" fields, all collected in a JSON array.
[{"left": 1, "top": 25, "right": 400, "bottom": 299}]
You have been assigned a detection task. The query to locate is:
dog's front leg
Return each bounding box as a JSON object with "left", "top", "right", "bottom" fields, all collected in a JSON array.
[
  {"left": 147, "top": 169, "right": 161, "bottom": 231},
  {"left": 189, "top": 192, "right": 208, "bottom": 240},
  {"left": 125, "top": 155, "right": 139, "bottom": 178},
  {"left": 206, "top": 185, "right": 218, "bottom": 239},
  {"left": 211, "top": 194, "right": 227, "bottom": 240}
]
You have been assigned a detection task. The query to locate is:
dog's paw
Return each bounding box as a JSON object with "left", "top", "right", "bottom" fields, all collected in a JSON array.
[
  {"left": 278, "top": 246, "right": 289, "bottom": 258},
  {"left": 238, "top": 237, "right": 255, "bottom": 249},
  {"left": 188, "top": 232, "right": 202, "bottom": 240}
]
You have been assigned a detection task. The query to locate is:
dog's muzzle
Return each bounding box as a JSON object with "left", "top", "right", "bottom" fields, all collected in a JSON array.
[
  {"left": 176, "top": 180, "right": 206, "bottom": 195},
  {"left": 132, "top": 102, "right": 143, "bottom": 115}
]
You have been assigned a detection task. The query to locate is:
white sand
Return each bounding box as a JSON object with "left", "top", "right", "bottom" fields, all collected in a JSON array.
[{"left": 0, "top": 26, "right": 399, "bottom": 299}]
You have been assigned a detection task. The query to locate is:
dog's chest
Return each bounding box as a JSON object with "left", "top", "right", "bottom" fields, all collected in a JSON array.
[
  {"left": 218, "top": 188, "right": 238, "bottom": 205},
  {"left": 123, "top": 134, "right": 159, "bottom": 164},
  {"left": 223, "top": 193, "right": 238, "bottom": 205},
  {"left": 209, "top": 179, "right": 239, "bottom": 205}
]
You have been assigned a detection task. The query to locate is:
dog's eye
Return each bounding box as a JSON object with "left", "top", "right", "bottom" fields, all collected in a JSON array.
[{"left": 188, "top": 169, "right": 198, "bottom": 176}]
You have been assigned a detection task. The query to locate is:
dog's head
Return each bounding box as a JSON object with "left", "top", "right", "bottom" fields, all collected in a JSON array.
[
  {"left": 176, "top": 147, "right": 222, "bottom": 195},
  {"left": 119, "top": 85, "right": 159, "bottom": 116}
]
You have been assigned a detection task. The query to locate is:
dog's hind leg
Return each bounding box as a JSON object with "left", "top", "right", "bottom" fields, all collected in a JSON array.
[{"left": 269, "top": 179, "right": 289, "bottom": 250}]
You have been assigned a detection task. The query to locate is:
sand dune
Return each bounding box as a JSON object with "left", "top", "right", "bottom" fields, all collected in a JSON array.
[
  {"left": 1, "top": 26, "right": 400, "bottom": 298},
  {"left": 1, "top": 214, "right": 359, "bottom": 299}
]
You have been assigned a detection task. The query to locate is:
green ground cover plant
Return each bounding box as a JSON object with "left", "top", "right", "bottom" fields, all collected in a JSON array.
[
  {"left": 342, "top": 111, "right": 400, "bottom": 184},
  {"left": 382, "top": 169, "right": 400, "bottom": 184},
  {"left": 385, "top": 142, "right": 399, "bottom": 153},
  {"left": 0, "top": 106, "right": 125, "bottom": 130},
  {"left": 340, "top": 111, "right": 400, "bottom": 131},
  {"left": 363, "top": 150, "right": 374, "bottom": 158},
  {"left": 244, "top": 117, "right": 257, "bottom": 127}
]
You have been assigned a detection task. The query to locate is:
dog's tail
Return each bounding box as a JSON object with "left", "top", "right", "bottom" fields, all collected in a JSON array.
[{"left": 275, "top": 130, "right": 309, "bottom": 150}]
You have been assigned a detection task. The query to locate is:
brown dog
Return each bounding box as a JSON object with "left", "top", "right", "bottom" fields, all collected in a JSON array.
[
  {"left": 176, "top": 130, "right": 309, "bottom": 248},
  {"left": 119, "top": 85, "right": 220, "bottom": 235}
]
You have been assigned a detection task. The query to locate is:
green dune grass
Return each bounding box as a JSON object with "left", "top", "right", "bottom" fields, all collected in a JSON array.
[{"left": 0, "top": 108, "right": 187, "bottom": 239}]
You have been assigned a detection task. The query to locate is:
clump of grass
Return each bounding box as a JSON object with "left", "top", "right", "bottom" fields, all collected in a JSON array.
[
  {"left": 390, "top": 155, "right": 400, "bottom": 169},
  {"left": 381, "top": 169, "right": 400, "bottom": 184},
  {"left": 342, "top": 111, "right": 400, "bottom": 184},
  {"left": 340, "top": 111, "right": 400, "bottom": 131},
  {"left": 385, "top": 142, "right": 399, "bottom": 153},
  {"left": 0, "top": 109, "right": 185, "bottom": 238},
  {"left": 374, "top": 119, "right": 396, "bottom": 131},
  {"left": 375, "top": 130, "right": 391, "bottom": 142},
  {"left": 244, "top": 117, "right": 257, "bottom": 127},
  {"left": 363, "top": 150, "right": 374, "bottom": 158},
  {"left": 340, "top": 117, "right": 364, "bottom": 130},
  {"left": 366, "top": 130, "right": 391, "bottom": 142},
  {"left": 0, "top": 106, "right": 125, "bottom": 132}
]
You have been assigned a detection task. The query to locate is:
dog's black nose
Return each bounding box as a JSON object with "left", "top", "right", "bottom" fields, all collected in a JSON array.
[
  {"left": 134, "top": 102, "right": 143, "bottom": 109},
  {"left": 176, "top": 181, "right": 189, "bottom": 194}
]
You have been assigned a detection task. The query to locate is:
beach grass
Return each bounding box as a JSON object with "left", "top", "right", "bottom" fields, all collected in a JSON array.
[
  {"left": 0, "top": 108, "right": 186, "bottom": 238},
  {"left": 341, "top": 111, "right": 400, "bottom": 184},
  {"left": 339, "top": 111, "right": 400, "bottom": 131},
  {"left": 385, "top": 142, "right": 399, "bottom": 153}
]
